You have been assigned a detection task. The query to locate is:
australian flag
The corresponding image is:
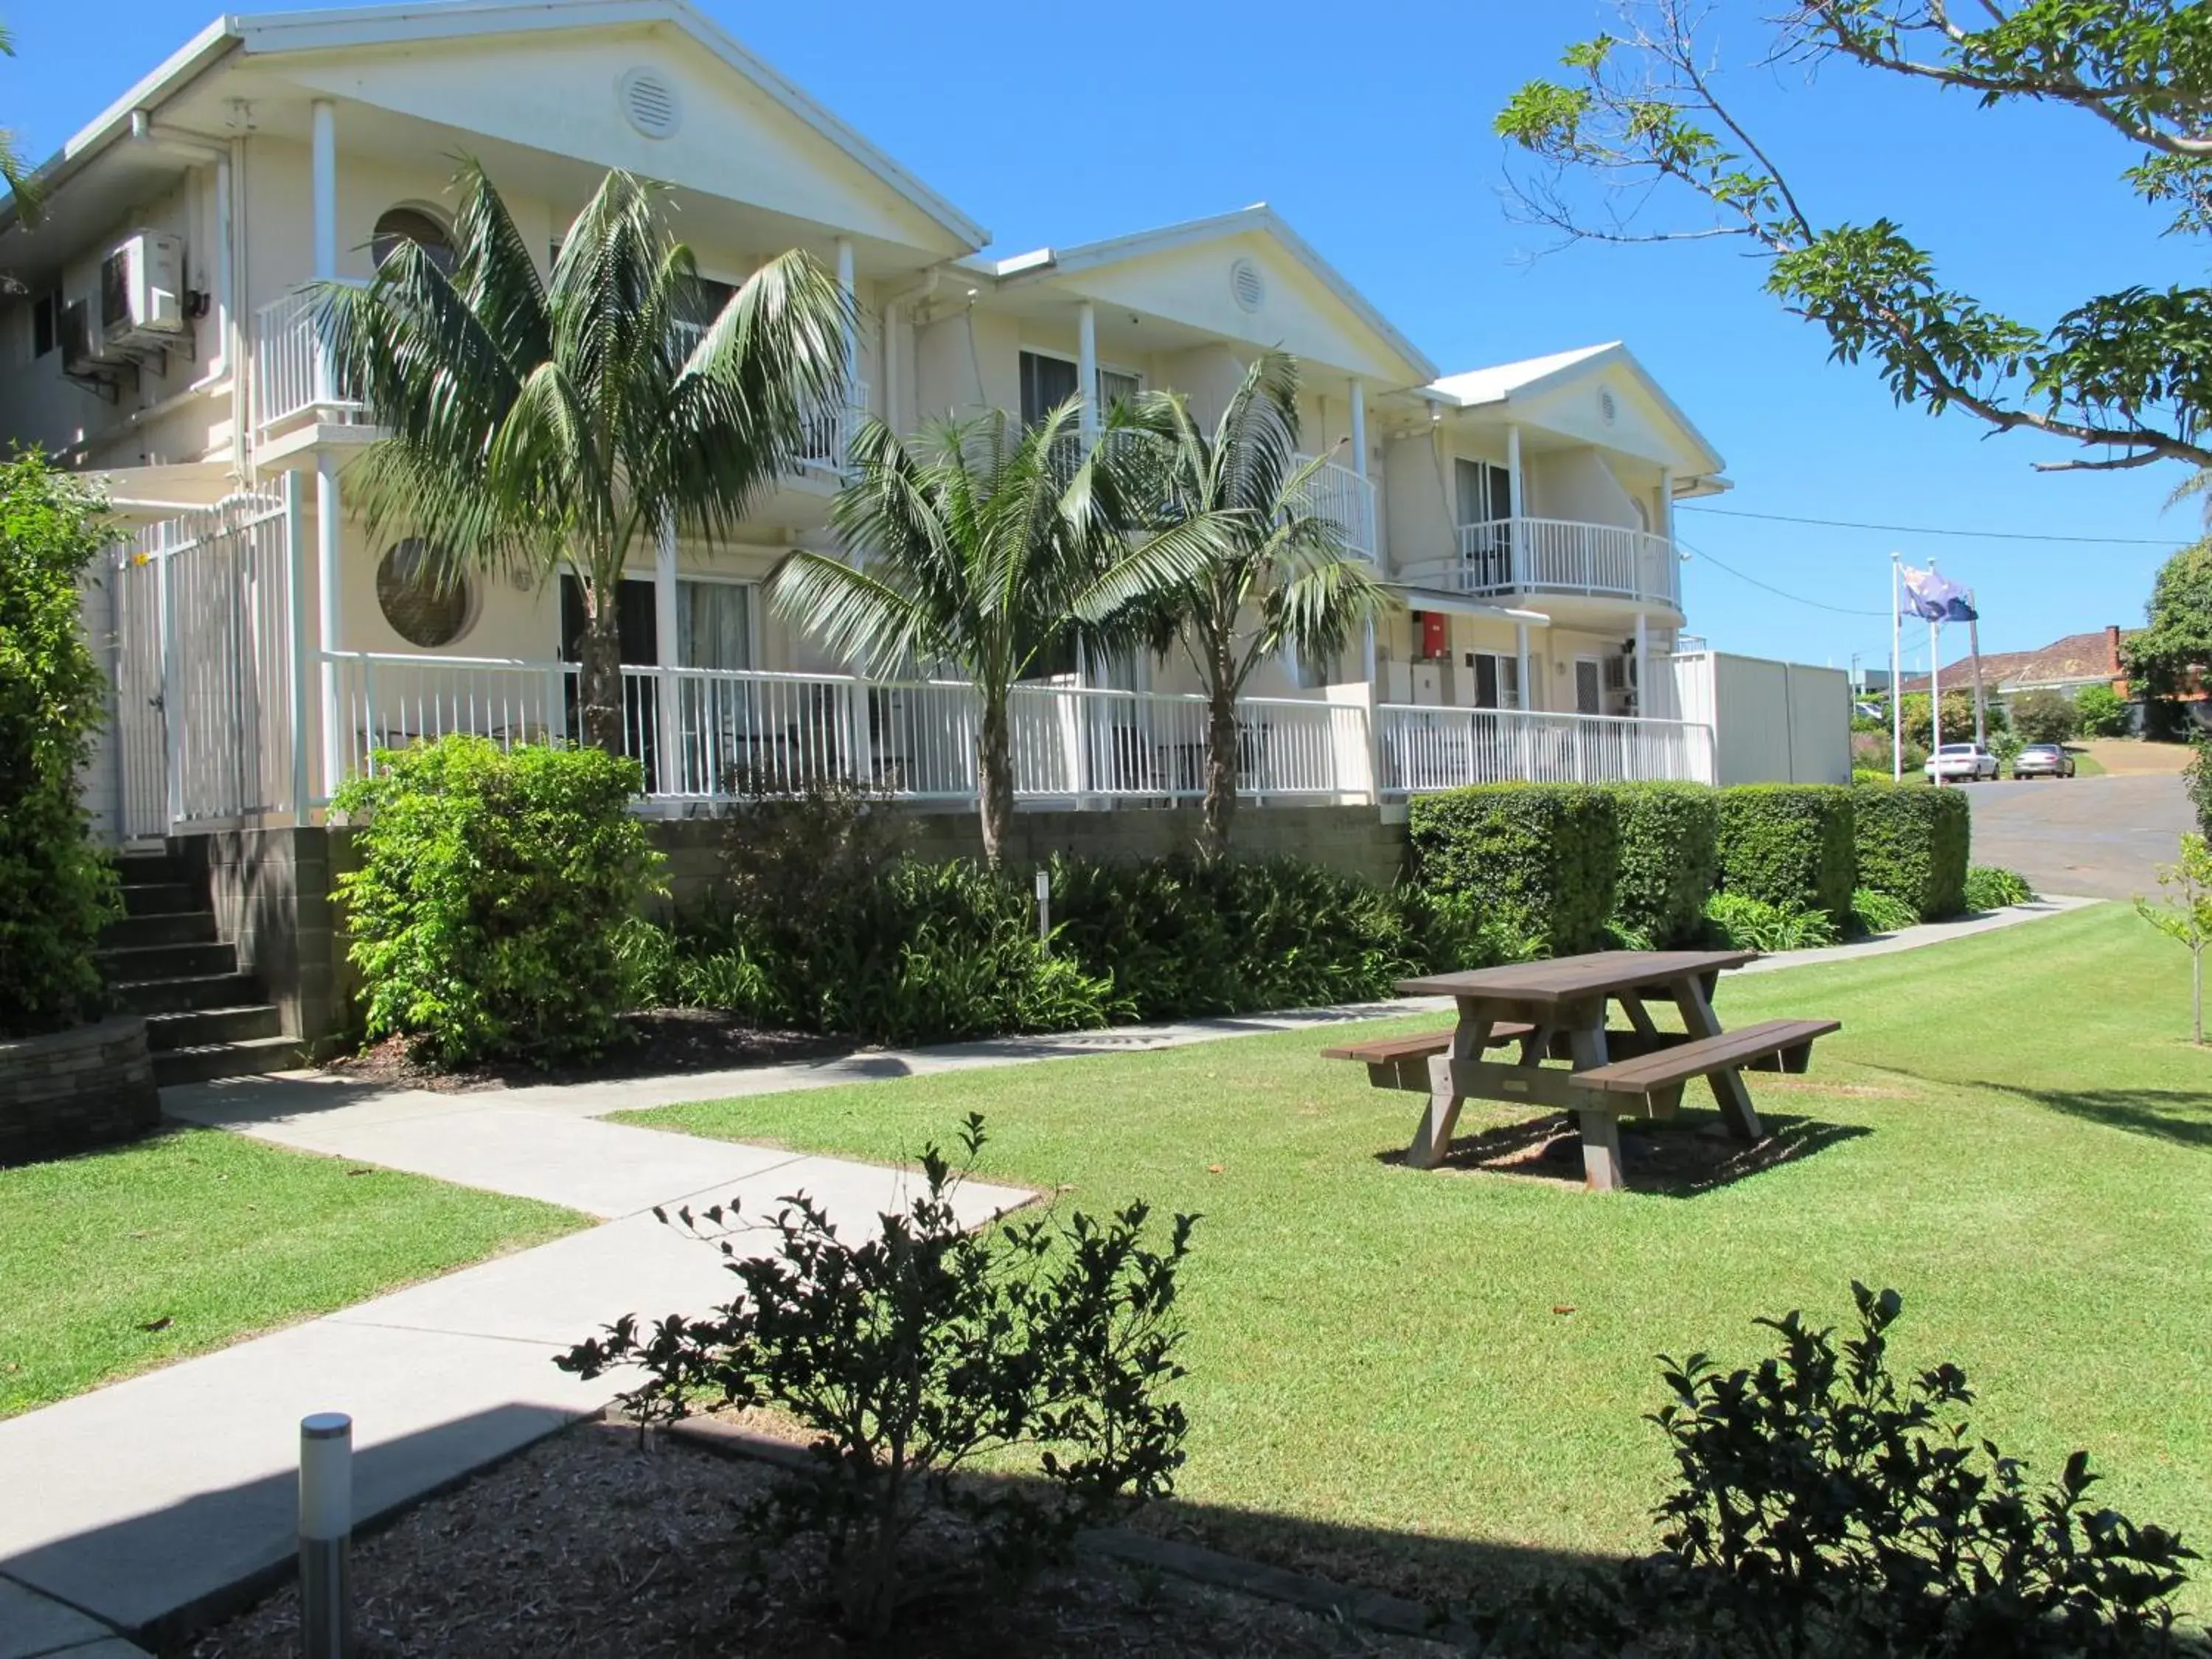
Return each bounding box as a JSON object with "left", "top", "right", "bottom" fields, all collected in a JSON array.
[{"left": 1900, "top": 563, "right": 1978, "bottom": 623}]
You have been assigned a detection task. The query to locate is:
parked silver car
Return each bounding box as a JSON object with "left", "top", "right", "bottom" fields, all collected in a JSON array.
[
  {"left": 1924, "top": 742, "right": 2000, "bottom": 782},
  {"left": 2011, "top": 742, "right": 2077, "bottom": 779}
]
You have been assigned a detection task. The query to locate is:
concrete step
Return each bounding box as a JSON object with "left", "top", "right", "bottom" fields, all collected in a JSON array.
[
  {"left": 100, "top": 911, "right": 218, "bottom": 950},
  {"left": 118, "top": 880, "right": 200, "bottom": 917},
  {"left": 97, "top": 939, "right": 239, "bottom": 982},
  {"left": 145, "top": 1004, "right": 282, "bottom": 1052},
  {"left": 114, "top": 849, "right": 184, "bottom": 887},
  {"left": 153, "top": 1034, "right": 309, "bottom": 1088},
  {"left": 108, "top": 971, "right": 263, "bottom": 1017}
]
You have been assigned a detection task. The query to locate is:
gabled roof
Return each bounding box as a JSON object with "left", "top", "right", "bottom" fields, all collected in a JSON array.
[
  {"left": 1, "top": 0, "right": 987, "bottom": 248},
  {"left": 1428, "top": 340, "right": 1725, "bottom": 476},
  {"left": 1898, "top": 628, "right": 2129, "bottom": 695},
  {"left": 982, "top": 204, "right": 1439, "bottom": 383}
]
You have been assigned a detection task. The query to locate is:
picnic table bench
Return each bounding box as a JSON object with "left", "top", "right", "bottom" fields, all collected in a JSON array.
[{"left": 1324, "top": 950, "right": 1839, "bottom": 1192}]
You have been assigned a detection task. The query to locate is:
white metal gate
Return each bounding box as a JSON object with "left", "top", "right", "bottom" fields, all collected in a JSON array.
[{"left": 109, "top": 493, "right": 294, "bottom": 841}]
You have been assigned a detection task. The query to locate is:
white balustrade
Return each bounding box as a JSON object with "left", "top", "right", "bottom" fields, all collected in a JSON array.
[
  {"left": 251, "top": 283, "right": 368, "bottom": 439},
  {"left": 324, "top": 653, "right": 575, "bottom": 787},
  {"left": 1433, "top": 517, "right": 1680, "bottom": 606},
  {"left": 1376, "top": 703, "right": 1714, "bottom": 796},
  {"left": 1293, "top": 453, "right": 1378, "bottom": 560}
]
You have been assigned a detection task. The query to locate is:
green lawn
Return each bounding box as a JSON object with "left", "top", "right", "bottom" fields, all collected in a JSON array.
[
  {"left": 0, "top": 1127, "right": 584, "bottom": 1416},
  {"left": 624, "top": 903, "right": 2212, "bottom": 1605}
]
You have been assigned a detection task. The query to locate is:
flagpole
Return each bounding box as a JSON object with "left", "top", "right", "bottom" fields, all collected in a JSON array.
[
  {"left": 1891, "top": 552, "right": 1903, "bottom": 781},
  {"left": 1969, "top": 589, "right": 1987, "bottom": 747},
  {"left": 1929, "top": 560, "right": 1942, "bottom": 784}
]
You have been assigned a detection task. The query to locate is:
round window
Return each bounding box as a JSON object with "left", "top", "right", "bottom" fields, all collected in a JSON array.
[
  {"left": 372, "top": 207, "right": 456, "bottom": 275},
  {"left": 375, "top": 540, "right": 472, "bottom": 648}
]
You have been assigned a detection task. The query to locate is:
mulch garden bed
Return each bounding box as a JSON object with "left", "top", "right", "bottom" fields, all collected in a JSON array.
[
  {"left": 326, "top": 1009, "right": 849, "bottom": 1093},
  {"left": 181, "top": 1420, "right": 1454, "bottom": 1658}
]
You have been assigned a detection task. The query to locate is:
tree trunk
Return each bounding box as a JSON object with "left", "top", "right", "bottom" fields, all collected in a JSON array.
[
  {"left": 1199, "top": 647, "right": 1239, "bottom": 860},
  {"left": 577, "top": 587, "right": 626, "bottom": 757},
  {"left": 976, "top": 695, "right": 1014, "bottom": 867},
  {"left": 2194, "top": 945, "right": 2204, "bottom": 1046}
]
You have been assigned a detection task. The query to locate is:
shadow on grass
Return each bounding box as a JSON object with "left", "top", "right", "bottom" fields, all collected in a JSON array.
[
  {"left": 1989, "top": 1082, "right": 2212, "bottom": 1148},
  {"left": 1376, "top": 1108, "right": 1870, "bottom": 1197}
]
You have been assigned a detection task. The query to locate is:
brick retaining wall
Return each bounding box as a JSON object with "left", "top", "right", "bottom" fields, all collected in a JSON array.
[{"left": 0, "top": 1016, "right": 161, "bottom": 1164}]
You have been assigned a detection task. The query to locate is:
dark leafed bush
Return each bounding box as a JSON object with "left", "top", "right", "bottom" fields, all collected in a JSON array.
[
  {"left": 1409, "top": 783, "right": 1620, "bottom": 956},
  {"left": 0, "top": 454, "right": 119, "bottom": 1038},
  {"left": 1610, "top": 782, "right": 1720, "bottom": 947},
  {"left": 559, "top": 1116, "right": 1194, "bottom": 1643},
  {"left": 1852, "top": 782, "right": 1970, "bottom": 920},
  {"left": 1470, "top": 1284, "right": 2198, "bottom": 1658},
  {"left": 1716, "top": 785, "right": 1856, "bottom": 926},
  {"left": 333, "top": 736, "right": 665, "bottom": 1066},
  {"left": 2076, "top": 683, "right": 2133, "bottom": 739},
  {"left": 2011, "top": 688, "right": 2082, "bottom": 745}
]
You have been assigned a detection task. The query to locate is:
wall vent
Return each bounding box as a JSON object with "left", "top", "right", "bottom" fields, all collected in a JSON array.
[
  {"left": 1229, "top": 257, "right": 1265, "bottom": 313},
  {"left": 1598, "top": 387, "right": 1618, "bottom": 425},
  {"left": 619, "top": 67, "right": 681, "bottom": 139}
]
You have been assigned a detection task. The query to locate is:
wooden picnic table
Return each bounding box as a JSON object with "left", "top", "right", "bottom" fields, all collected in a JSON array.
[{"left": 1325, "top": 950, "right": 1838, "bottom": 1192}]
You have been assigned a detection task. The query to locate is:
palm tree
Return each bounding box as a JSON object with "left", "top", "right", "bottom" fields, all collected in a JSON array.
[
  {"left": 319, "top": 162, "right": 849, "bottom": 753},
  {"left": 2, "top": 24, "right": 41, "bottom": 220},
  {"left": 768, "top": 399, "right": 1212, "bottom": 864},
  {"left": 1122, "top": 352, "right": 1393, "bottom": 858}
]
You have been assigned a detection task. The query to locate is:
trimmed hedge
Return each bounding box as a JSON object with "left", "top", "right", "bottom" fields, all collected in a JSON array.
[
  {"left": 1852, "top": 783, "right": 1970, "bottom": 920},
  {"left": 1715, "top": 785, "right": 1856, "bottom": 926},
  {"left": 1611, "top": 782, "right": 1722, "bottom": 947},
  {"left": 1409, "top": 784, "right": 1620, "bottom": 956}
]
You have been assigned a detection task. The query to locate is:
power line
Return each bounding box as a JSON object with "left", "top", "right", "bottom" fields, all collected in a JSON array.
[
  {"left": 1675, "top": 536, "right": 1893, "bottom": 617},
  {"left": 1677, "top": 504, "right": 2188, "bottom": 547}
]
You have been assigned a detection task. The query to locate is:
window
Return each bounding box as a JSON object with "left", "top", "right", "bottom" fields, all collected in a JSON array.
[
  {"left": 372, "top": 207, "right": 456, "bottom": 275},
  {"left": 677, "top": 579, "right": 752, "bottom": 670},
  {"left": 1470, "top": 651, "right": 1520, "bottom": 710},
  {"left": 1453, "top": 459, "right": 1512, "bottom": 529},
  {"left": 1018, "top": 349, "right": 1079, "bottom": 427},
  {"left": 375, "top": 541, "right": 473, "bottom": 648},
  {"left": 1573, "top": 657, "right": 1604, "bottom": 716},
  {"left": 31, "top": 291, "right": 60, "bottom": 358},
  {"left": 1096, "top": 367, "right": 1141, "bottom": 414}
]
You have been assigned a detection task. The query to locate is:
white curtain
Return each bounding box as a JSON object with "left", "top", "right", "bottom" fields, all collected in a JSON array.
[{"left": 678, "top": 580, "right": 751, "bottom": 670}]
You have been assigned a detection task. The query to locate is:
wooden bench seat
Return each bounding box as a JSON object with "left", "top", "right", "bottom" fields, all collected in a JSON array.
[
  {"left": 1574, "top": 1018, "right": 1840, "bottom": 1099},
  {"left": 1322, "top": 1024, "right": 1537, "bottom": 1092}
]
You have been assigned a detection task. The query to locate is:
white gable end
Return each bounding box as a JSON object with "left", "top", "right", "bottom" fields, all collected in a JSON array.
[{"left": 279, "top": 27, "right": 968, "bottom": 254}]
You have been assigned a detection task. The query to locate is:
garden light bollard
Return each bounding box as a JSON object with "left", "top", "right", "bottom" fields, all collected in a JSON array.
[
  {"left": 299, "top": 1411, "right": 352, "bottom": 1659},
  {"left": 1034, "top": 866, "right": 1051, "bottom": 945}
]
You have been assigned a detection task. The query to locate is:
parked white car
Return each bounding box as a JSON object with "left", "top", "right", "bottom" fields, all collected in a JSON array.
[{"left": 1924, "top": 742, "right": 2000, "bottom": 782}]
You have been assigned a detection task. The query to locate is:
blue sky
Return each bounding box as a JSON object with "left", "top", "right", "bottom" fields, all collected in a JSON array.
[{"left": 5, "top": 0, "right": 2200, "bottom": 675}]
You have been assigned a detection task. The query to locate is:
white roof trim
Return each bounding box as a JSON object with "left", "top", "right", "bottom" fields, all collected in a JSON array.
[
  {"left": 3, "top": 0, "right": 987, "bottom": 249},
  {"left": 987, "top": 204, "right": 1439, "bottom": 383},
  {"left": 1430, "top": 341, "right": 1725, "bottom": 477}
]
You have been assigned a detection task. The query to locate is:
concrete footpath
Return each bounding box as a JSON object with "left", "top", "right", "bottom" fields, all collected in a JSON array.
[{"left": 0, "top": 899, "right": 2087, "bottom": 1654}]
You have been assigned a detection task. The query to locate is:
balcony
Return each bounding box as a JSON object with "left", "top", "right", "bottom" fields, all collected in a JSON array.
[
  {"left": 1293, "top": 453, "right": 1377, "bottom": 560},
  {"left": 253, "top": 290, "right": 866, "bottom": 476},
  {"left": 1399, "top": 516, "right": 1679, "bottom": 608}
]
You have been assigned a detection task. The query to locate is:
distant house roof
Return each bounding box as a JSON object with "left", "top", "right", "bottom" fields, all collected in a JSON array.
[{"left": 1897, "top": 627, "right": 2129, "bottom": 696}]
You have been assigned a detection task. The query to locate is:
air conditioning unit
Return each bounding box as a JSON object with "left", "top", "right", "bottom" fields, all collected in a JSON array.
[{"left": 100, "top": 231, "right": 188, "bottom": 352}]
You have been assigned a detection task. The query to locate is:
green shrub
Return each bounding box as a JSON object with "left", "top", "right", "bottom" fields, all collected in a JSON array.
[
  {"left": 1850, "top": 886, "right": 1919, "bottom": 936},
  {"left": 1409, "top": 784, "right": 1620, "bottom": 956},
  {"left": 1899, "top": 686, "right": 2004, "bottom": 751},
  {"left": 1610, "top": 782, "right": 1720, "bottom": 947},
  {"left": 0, "top": 454, "right": 119, "bottom": 1038},
  {"left": 1703, "top": 892, "right": 1840, "bottom": 953},
  {"left": 1851, "top": 782, "right": 1970, "bottom": 920},
  {"left": 2076, "top": 682, "right": 2132, "bottom": 738},
  {"left": 1715, "top": 785, "right": 1856, "bottom": 925},
  {"left": 2011, "top": 688, "right": 2081, "bottom": 745},
  {"left": 1475, "top": 1284, "right": 2198, "bottom": 1656},
  {"left": 561, "top": 1117, "right": 1194, "bottom": 1642},
  {"left": 2185, "top": 740, "right": 2212, "bottom": 839},
  {"left": 333, "top": 736, "right": 666, "bottom": 1066},
  {"left": 1965, "top": 865, "right": 2037, "bottom": 911}
]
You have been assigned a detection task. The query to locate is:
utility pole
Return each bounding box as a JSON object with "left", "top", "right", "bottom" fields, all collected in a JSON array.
[{"left": 1969, "top": 590, "right": 1988, "bottom": 747}]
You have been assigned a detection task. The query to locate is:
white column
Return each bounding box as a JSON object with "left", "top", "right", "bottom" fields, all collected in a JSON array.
[
  {"left": 833, "top": 237, "right": 858, "bottom": 466},
  {"left": 311, "top": 100, "right": 337, "bottom": 411},
  {"left": 1077, "top": 299, "right": 1099, "bottom": 440},
  {"left": 1633, "top": 611, "right": 1649, "bottom": 720},
  {"left": 212, "top": 156, "right": 233, "bottom": 375},
  {"left": 1516, "top": 621, "right": 1533, "bottom": 712},
  {"left": 1504, "top": 422, "right": 1524, "bottom": 587},
  {"left": 1658, "top": 465, "right": 1677, "bottom": 605},
  {"left": 1349, "top": 377, "right": 1370, "bottom": 561},
  {"left": 284, "top": 470, "right": 310, "bottom": 815},
  {"left": 655, "top": 518, "right": 681, "bottom": 795},
  {"left": 316, "top": 451, "right": 344, "bottom": 799}
]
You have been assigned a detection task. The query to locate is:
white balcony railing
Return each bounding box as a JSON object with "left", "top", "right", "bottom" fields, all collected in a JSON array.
[
  {"left": 320, "top": 654, "right": 1377, "bottom": 804},
  {"left": 1376, "top": 703, "right": 1714, "bottom": 796},
  {"left": 1293, "top": 453, "right": 1378, "bottom": 560},
  {"left": 251, "top": 282, "right": 369, "bottom": 439},
  {"left": 1401, "top": 516, "right": 1679, "bottom": 607}
]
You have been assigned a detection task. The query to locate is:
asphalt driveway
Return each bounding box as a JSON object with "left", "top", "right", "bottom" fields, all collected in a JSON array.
[{"left": 1958, "top": 773, "right": 2194, "bottom": 900}]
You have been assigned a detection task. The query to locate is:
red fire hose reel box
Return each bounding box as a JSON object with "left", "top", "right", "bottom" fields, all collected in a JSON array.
[{"left": 1418, "top": 611, "right": 1450, "bottom": 661}]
